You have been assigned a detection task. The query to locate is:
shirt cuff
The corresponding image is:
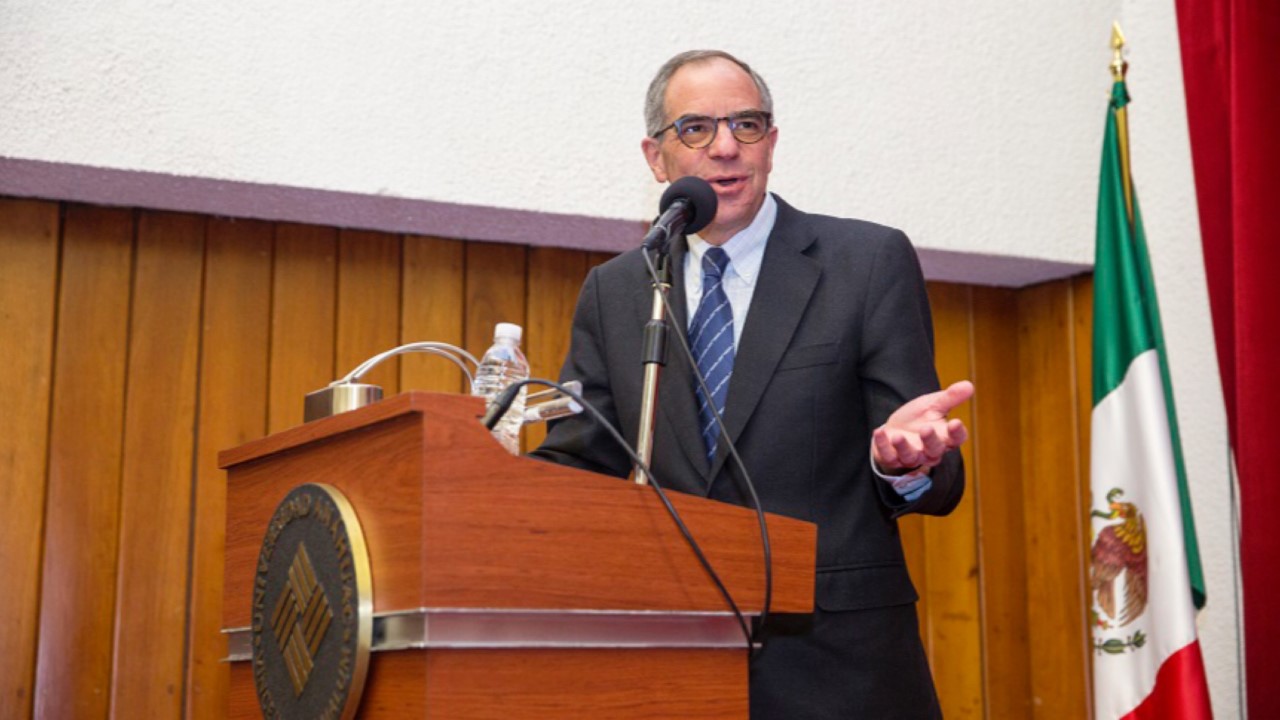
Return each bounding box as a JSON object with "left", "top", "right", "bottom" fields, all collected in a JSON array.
[{"left": 869, "top": 443, "right": 933, "bottom": 502}]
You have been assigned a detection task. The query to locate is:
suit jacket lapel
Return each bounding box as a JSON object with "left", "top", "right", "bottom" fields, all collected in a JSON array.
[{"left": 707, "top": 198, "right": 820, "bottom": 483}]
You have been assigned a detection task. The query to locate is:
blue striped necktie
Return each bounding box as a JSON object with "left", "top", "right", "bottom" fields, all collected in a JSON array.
[{"left": 689, "top": 247, "right": 735, "bottom": 467}]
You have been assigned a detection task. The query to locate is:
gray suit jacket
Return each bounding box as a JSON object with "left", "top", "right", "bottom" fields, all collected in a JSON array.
[{"left": 533, "top": 194, "right": 961, "bottom": 717}]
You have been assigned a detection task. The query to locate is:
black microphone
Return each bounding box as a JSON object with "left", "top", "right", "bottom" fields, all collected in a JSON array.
[
  {"left": 641, "top": 176, "right": 718, "bottom": 252},
  {"left": 481, "top": 382, "right": 525, "bottom": 430}
]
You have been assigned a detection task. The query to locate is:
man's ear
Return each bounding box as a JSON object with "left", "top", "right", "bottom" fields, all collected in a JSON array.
[
  {"left": 640, "top": 137, "right": 669, "bottom": 183},
  {"left": 762, "top": 125, "right": 778, "bottom": 175}
]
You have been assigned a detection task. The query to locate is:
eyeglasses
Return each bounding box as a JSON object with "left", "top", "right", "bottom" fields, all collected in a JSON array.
[{"left": 653, "top": 110, "right": 773, "bottom": 149}]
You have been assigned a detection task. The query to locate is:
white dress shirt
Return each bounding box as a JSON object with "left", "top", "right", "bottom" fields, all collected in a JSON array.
[{"left": 683, "top": 193, "right": 778, "bottom": 349}]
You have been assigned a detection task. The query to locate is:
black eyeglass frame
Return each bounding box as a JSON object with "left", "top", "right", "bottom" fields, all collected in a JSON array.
[{"left": 652, "top": 111, "right": 774, "bottom": 149}]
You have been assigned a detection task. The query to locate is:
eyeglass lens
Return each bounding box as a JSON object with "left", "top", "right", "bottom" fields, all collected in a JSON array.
[{"left": 674, "top": 112, "right": 769, "bottom": 148}]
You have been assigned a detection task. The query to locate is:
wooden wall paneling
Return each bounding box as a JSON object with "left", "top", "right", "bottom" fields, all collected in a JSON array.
[
  {"left": 1071, "top": 275, "right": 1095, "bottom": 696},
  {"left": 464, "top": 242, "right": 529, "bottom": 355},
  {"left": 923, "top": 282, "right": 983, "bottom": 719},
  {"left": 33, "top": 205, "right": 135, "bottom": 719},
  {"left": 463, "top": 242, "right": 528, "bottom": 450},
  {"left": 970, "top": 286, "right": 1031, "bottom": 718},
  {"left": 268, "top": 223, "right": 337, "bottom": 434},
  {"left": 185, "top": 218, "right": 273, "bottom": 719},
  {"left": 1017, "top": 279, "right": 1089, "bottom": 718},
  {"left": 336, "top": 230, "right": 403, "bottom": 396},
  {"left": 0, "top": 193, "right": 1104, "bottom": 718},
  {"left": 0, "top": 199, "right": 60, "bottom": 717},
  {"left": 400, "top": 235, "right": 466, "bottom": 393},
  {"left": 1071, "top": 275, "right": 1095, "bottom": 524},
  {"left": 110, "top": 212, "right": 206, "bottom": 717},
  {"left": 1071, "top": 276, "right": 1093, "bottom": 482},
  {"left": 587, "top": 251, "right": 618, "bottom": 270},
  {"left": 524, "top": 247, "right": 591, "bottom": 450}
]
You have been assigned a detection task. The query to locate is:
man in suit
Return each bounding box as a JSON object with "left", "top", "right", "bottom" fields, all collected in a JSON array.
[{"left": 532, "top": 49, "right": 974, "bottom": 718}]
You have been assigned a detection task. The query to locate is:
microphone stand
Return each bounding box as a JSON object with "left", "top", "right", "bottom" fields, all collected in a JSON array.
[
  {"left": 634, "top": 245, "right": 673, "bottom": 485},
  {"left": 633, "top": 180, "right": 711, "bottom": 484}
]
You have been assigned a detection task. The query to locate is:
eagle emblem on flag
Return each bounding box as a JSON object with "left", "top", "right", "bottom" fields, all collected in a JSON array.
[{"left": 1091, "top": 487, "right": 1149, "bottom": 628}]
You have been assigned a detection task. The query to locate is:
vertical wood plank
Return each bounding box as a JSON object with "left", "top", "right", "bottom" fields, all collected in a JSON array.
[
  {"left": 0, "top": 199, "right": 60, "bottom": 718},
  {"left": 464, "top": 242, "right": 528, "bottom": 450},
  {"left": 524, "top": 248, "right": 591, "bottom": 450},
  {"left": 1072, "top": 274, "right": 1095, "bottom": 705},
  {"left": 1018, "top": 279, "right": 1089, "bottom": 719},
  {"left": 34, "top": 205, "right": 135, "bottom": 719},
  {"left": 1072, "top": 275, "right": 1094, "bottom": 518},
  {"left": 971, "top": 286, "right": 1031, "bottom": 719},
  {"left": 464, "top": 242, "right": 529, "bottom": 355},
  {"left": 110, "top": 212, "right": 206, "bottom": 717},
  {"left": 186, "top": 219, "right": 273, "bottom": 720},
  {"left": 268, "top": 223, "right": 337, "bottom": 434},
  {"left": 401, "top": 235, "right": 466, "bottom": 393},
  {"left": 923, "top": 283, "right": 982, "bottom": 720},
  {"left": 336, "top": 230, "right": 402, "bottom": 396}
]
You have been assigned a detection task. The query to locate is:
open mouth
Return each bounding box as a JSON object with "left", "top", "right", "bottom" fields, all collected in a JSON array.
[{"left": 710, "top": 177, "right": 745, "bottom": 189}]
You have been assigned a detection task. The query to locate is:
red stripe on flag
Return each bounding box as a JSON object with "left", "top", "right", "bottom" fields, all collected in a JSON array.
[{"left": 1122, "top": 641, "right": 1213, "bottom": 719}]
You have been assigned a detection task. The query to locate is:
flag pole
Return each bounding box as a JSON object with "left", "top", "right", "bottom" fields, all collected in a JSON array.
[
  {"left": 1090, "top": 23, "right": 1213, "bottom": 716},
  {"left": 1111, "top": 22, "right": 1135, "bottom": 227}
]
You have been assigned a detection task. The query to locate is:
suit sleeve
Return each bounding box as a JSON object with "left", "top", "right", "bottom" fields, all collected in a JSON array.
[
  {"left": 857, "top": 229, "right": 965, "bottom": 518},
  {"left": 528, "top": 267, "right": 633, "bottom": 479}
]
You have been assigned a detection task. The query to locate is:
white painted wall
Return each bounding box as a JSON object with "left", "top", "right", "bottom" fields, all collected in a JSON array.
[
  {"left": 1, "top": 0, "right": 1117, "bottom": 263},
  {"left": 0, "top": 0, "right": 1236, "bottom": 713}
]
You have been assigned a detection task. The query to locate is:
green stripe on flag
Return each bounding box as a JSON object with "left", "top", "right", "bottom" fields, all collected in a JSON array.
[
  {"left": 1093, "top": 80, "right": 1206, "bottom": 609},
  {"left": 1093, "top": 83, "right": 1155, "bottom": 403}
]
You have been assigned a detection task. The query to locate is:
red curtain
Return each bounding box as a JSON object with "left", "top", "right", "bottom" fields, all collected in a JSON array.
[{"left": 1175, "top": 1, "right": 1280, "bottom": 717}]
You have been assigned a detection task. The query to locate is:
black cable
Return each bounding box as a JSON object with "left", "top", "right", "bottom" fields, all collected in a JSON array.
[
  {"left": 640, "top": 246, "right": 775, "bottom": 649},
  {"left": 496, "top": 378, "right": 755, "bottom": 650}
]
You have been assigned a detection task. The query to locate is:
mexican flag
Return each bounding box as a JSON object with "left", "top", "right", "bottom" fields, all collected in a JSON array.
[{"left": 1089, "top": 78, "right": 1212, "bottom": 718}]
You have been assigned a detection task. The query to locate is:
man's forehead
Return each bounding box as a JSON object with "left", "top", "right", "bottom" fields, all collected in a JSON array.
[{"left": 664, "top": 58, "right": 761, "bottom": 114}]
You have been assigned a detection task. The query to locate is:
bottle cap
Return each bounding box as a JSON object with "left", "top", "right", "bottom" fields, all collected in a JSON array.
[{"left": 494, "top": 322, "right": 523, "bottom": 342}]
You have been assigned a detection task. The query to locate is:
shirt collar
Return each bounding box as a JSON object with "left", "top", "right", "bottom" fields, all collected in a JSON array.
[{"left": 686, "top": 192, "right": 776, "bottom": 286}]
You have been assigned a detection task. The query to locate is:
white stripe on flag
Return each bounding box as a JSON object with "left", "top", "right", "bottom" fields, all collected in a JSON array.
[{"left": 1091, "top": 349, "right": 1199, "bottom": 719}]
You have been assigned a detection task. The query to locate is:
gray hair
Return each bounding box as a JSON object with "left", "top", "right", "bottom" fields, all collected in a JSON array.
[{"left": 643, "top": 50, "right": 774, "bottom": 137}]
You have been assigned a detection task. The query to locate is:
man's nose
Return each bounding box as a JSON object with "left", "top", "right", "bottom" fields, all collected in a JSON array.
[{"left": 706, "top": 119, "right": 741, "bottom": 158}]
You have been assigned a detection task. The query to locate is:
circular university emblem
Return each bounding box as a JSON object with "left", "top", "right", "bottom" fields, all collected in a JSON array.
[{"left": 252, "top": 484, "right": 372, "bottom": 720}]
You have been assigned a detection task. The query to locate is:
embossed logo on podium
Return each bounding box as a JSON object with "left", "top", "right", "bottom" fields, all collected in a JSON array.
[
  {"left": 271, "top": 543, "right": 334, "bottom": 695},
  {"left": 252, "top": 484, "right": 371, "bottom": 720}
]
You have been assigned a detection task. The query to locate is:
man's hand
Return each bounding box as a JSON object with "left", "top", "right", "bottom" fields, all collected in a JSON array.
[{"left": 872, "top": 381, "right": 974, "bottom": 472}]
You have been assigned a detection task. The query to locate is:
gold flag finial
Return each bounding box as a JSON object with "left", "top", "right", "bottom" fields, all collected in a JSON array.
[{"left": 1111, "top": 21, "right": 1128, "bottom": 81}]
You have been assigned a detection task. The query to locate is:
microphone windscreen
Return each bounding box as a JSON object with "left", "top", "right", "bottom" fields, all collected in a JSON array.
[{"left": 659, "top": 176, "right": 718, "bottom": 235}]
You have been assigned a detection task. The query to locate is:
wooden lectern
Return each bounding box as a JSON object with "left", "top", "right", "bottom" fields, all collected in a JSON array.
[{"left": 220, "top": 392, "right": 816, "bottom": 718}]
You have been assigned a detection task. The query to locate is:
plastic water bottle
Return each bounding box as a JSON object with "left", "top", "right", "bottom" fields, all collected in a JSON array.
[{"left": 471, "top": 322, "right": 529, "bottom": 454}]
